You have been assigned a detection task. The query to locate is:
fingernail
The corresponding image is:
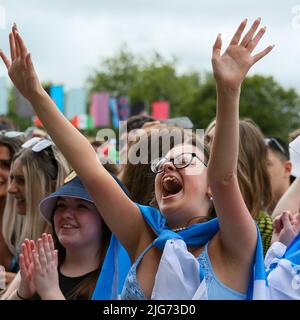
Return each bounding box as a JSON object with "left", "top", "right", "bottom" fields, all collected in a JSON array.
[{"left": 257, "top": 17, "right": 261, "bottom": 21}]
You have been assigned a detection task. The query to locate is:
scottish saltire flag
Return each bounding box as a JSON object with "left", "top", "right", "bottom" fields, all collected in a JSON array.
[
  {"left": 65, "top": 89, "right": 87, "bottom": 120},
  {"left": 265, "top": 235, "right": 300, "bottom": 299},
  {"left": 94, "top": 203, "right": 269, "bottom": 300},
  {"left": 118, "top": 97, "right": 130, "bottom": 121},
  {"left": 0, "top": 77, "right": 8, "bottom": 115},
  {"left": 50, "top": 85, "right": 64, "bottom": 113},
  {"left": 151, "top": 101, "right": 169, "bottom": 120},
  {"left": 90, "top": 93, "right": 111, "bottom": 127},
  {"left": 109, "top": 97, "right": 119, "bottom": 129}
]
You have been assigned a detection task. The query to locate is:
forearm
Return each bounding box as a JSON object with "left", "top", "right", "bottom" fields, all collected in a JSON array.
[
  {"left": 208, "top": 85, "right": 240, "bottom": 183},
  {"left": 29, "top": 90, "right": 104, "bottom": 180},
  {"left": 272, "top": 177, "right": 300, "bottom": 219}
]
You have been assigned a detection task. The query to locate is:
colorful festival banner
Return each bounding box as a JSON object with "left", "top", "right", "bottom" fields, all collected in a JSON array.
[
  {"left": 0, "top": 77, "right": 8, "bottom": 115},
  {"left": 109, "top": 97, "right": 119, "bottom": 129},
  {"left": 71, "top": 114, "right": 94, "bottom": 130},
  {"left": 90, "top": 93, "right": 110, "bottom": 127},
  {"left": 50, "top": 85, "right": 64, "bottom": 113},
  {"left": 65, "top": 88, "right": 87, "bottom": 120},
  {"left": 151, "top": 101, "right": 170, "bottom": 120},
  {"left": 118, "top": 96, "right": 130, "bottom": 121}
]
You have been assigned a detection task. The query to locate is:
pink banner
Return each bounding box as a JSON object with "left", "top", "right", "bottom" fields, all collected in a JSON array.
[
  {"left": 90, "top": 93, "right": 110, "bottom": 127},
  {"left": 151, "top": 101, "right": 170, "bottom": 120}
]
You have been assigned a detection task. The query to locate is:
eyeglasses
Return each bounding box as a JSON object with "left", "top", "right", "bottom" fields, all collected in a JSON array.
[
  {"left": 22, "top": 137, "right": 54, "bottom": 152},
  {"left": 265, "top": 138, "right": 288, "bottom": 158},
  {"left": 151, "top": 152, "right": 207, "bottom": 174},
  {"left": 0, "top": 130, "right": 25, "bottom": 138}
]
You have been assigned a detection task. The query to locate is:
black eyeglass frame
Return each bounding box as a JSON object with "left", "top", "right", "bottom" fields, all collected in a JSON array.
[{"left": 151, "top": 152, "right": 207, "bottom": 174}]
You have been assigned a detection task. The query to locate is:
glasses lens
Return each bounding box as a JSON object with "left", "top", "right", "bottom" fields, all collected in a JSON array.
[
  {"left": 174, "top": 153, "right": 193, "bottom": 168},
  {"left": 32, "top": 139, "right": 53, "bottom": 152},
  {"left": 151, "top": 158, "right": 166, "bottom": 173}
]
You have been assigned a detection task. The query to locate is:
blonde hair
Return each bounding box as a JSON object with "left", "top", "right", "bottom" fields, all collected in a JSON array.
[{"left": 2, "top": 145, "right": 70, "bottom": 255}]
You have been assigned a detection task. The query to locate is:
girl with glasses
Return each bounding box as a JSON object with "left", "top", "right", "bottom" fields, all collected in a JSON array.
[{"left": 1, "top": 19, "right": 274, "bottom": 299}]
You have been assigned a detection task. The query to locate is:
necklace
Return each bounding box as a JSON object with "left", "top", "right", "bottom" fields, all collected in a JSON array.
[
  {"left": 170, "top": 215, "right": 210, "bottom": 233},
  {"left": 171, "top": 226, "right": 188, "bottom": 232}
]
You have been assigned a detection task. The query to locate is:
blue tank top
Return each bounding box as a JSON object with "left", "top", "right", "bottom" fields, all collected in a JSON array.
[{"left": 121, "top": 243, "right": 247, "bottom": 300}]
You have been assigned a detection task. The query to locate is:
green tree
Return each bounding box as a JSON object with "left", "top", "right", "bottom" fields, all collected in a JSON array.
[{"left": 88, "top": 47, "right": 300, "bottom": 139}]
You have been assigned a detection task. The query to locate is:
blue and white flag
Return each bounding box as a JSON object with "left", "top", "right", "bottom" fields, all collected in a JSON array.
[
  {"left": 265, "top": 235, "right": 300, "bottom": 299},
  {"left": 136, "top": 204, "right": 268, "bottom": 300}
]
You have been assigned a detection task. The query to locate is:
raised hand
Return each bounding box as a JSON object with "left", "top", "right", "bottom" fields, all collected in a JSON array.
[
  {"left": 272, "top": 211, "right": 300, "bottom": 246},
  {"left": 31, "top": 234, "right": 64, "bottom": 300},
  {"left": 0, "top": 24, "right": 44, "bottom": 101},
  {"left": 212, "top": 18, "right": 274, "bottom": 90},
  {"left": 18, "top": 239, "right": 36, "bottom": 299}
]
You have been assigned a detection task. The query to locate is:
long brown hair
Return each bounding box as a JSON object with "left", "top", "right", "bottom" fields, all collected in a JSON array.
[{"left": 238, "top": 119, "right": 272, "bottom": 218}]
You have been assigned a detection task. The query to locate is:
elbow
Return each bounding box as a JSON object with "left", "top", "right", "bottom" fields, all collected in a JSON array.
[{"left": 208, "top": 171, "right": 238, "bottom": 191}]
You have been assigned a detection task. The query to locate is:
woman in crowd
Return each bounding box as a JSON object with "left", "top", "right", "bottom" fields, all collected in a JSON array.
[
  {"left": 0, "top": 18, "right": 273, "bottom": 299},
  {"left": 1, "top": 138, "right": 70, "bottom": 299},
  {"left": 4, "top": 172, "right": 129, "bottom": 300},
  {"left": 0, "top": 133, "right": 24, "bottom": 286}
]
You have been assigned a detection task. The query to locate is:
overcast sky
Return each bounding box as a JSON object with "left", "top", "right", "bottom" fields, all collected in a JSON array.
[{"left": 0, "top": 0, "right": 300, "bottom": 93}]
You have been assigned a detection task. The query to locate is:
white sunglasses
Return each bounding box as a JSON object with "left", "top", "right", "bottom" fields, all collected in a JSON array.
[
  {"left": 0, "top": 130, "right": 25, "bottom": 138},
  {"left": 22, "top": 137, "right": 54, "bottom": 152}
]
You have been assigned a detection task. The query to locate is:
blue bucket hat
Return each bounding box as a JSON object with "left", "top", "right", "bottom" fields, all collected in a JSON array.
[{"left": 39, "top": 171, "right": 130, "bottom": 223}]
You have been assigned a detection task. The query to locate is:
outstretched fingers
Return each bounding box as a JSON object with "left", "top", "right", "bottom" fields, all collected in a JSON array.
[
  {"left": 253, "top": 45, "right": 274, "bottom": 63},
  {"left": 240, "top": 18, "right": 261, "bottom": 47},
  {"left": 15, "top": 31, "right": 29, "bottom": 67},
  {"left": 0, "top": 50, "right": 11, "bottom": 69},
  {"left": 229, "top": 19, "right": 248, "bottom": 45},
  {"left": 9, "top": 33, "right": 17, "bottom": 61},
  {"left": 212, "top": 33, "right": 222, "bottom": 59},
  {"left": 247, "top": 26, "right": 267, "bottom": 52}
]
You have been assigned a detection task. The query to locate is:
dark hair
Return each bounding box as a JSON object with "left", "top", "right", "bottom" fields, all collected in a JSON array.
[
  {"left": 0, "top": 136, "right": 24, "bottom": 159},
  {"left": 266, "top": 136, "right": 290, "bottom": 161},
  {"left": 126, "top": 115, "right": 156, "bottom": 133},
  {"left": 51, "top": 205, "right": 112, "bottom": 300}
]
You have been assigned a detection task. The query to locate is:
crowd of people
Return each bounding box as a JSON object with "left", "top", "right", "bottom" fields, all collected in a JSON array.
[{"left": 0, "top": 19, "right": 299, "bottom": 300}]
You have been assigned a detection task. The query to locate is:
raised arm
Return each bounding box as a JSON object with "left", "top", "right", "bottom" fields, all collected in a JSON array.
[
  {"left": 272, "top": 177, "right": 300, "bottom": 219},
  {"left": 209, "top": 19, "right": 274, "bottom": 259},
  {"left": 0, "top": 25, "right": 146, "bottom": 259}
]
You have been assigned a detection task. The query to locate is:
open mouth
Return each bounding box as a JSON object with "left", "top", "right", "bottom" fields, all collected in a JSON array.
[{"left": 162, "top": 176, "right": 183, "bottom": 198}]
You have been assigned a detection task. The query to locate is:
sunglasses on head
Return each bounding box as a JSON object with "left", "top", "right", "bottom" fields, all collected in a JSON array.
[
  {"left": 265, "top": 138, "right": 288, "bottom": 158},
  {"left": 0, "top": 130, "right": 25, "bottom": 138},
  {"left": 22, "top": 137, "right": 54, "bottom": 152}
]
